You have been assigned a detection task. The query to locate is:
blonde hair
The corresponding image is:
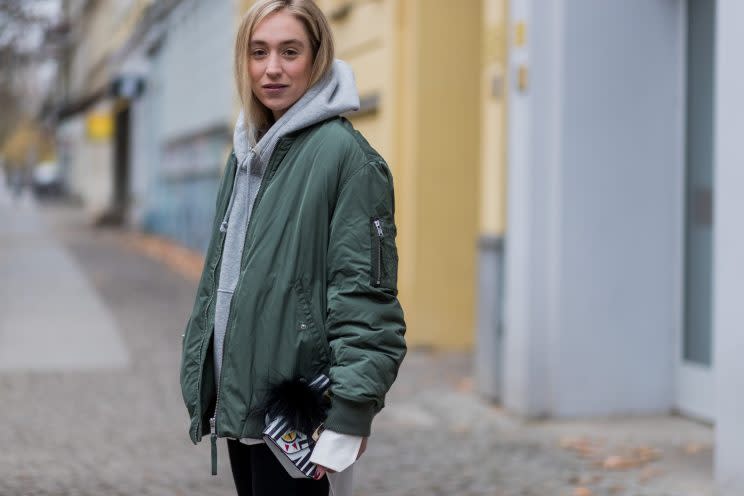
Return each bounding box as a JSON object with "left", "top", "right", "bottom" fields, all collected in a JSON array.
[{"left": 235, "top": 0, "right": 335, "bottom": 142}]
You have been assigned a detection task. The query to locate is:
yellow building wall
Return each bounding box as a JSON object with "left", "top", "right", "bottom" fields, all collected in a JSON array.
[
  {"left": 408, "top": 1, "right": 482, "bottom": 349},
  {"left": 327, "top": 0, "right": 482, "bottom": 349},
  {"left": 481, "top": 0, "right": 509, "bottom": 236}
]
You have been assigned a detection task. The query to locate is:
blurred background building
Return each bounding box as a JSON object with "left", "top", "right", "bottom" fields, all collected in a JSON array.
[
  {"left": 500, "top": 2, "right": 743, "bottom": 494},
  {"left": 48, "top": 0, "right": 490, "bottom": 353},
  {"left": 2, "top": 0, "right": 743, "bottom": 493}
]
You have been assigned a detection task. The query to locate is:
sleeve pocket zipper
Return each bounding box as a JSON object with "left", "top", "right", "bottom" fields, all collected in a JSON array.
[{"left": 372, "top": 218, "right": 384, "bottom": 287}]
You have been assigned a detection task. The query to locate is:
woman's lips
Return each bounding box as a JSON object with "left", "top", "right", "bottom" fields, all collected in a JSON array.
[{"left": 263, "top": 84, "right": 288, "bottom": 95}]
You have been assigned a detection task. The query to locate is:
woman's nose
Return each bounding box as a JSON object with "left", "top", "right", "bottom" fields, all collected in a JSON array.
[{"left": 265, "top": 53, "right": 282, "bottom": 77}]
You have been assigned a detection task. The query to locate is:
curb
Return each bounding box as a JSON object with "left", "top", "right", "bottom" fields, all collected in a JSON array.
[{"left": 120, "top": 230, "right": 204, "bottom": 283}]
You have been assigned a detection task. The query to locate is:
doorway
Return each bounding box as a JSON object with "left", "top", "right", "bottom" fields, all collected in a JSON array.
[
  {"left": 677, "top": 0, "right": 716, "bottom": 422},
  {"left": 112, "top": 101, "right": 131, "bottom": 224}
]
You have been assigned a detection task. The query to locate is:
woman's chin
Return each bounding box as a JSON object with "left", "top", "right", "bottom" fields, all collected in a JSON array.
[{"left": 256, "top": 99, "right": 285, "bottom": 118}]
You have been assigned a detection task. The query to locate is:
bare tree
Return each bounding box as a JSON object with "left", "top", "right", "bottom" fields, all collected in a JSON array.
[{"left": 0, "top": 0, "right": 62, "bottom": 144}]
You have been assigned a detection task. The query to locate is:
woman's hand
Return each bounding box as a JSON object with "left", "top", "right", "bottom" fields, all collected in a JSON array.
[
  {"left": 313, "top": 437, "right": 368, "bottom": 480},
  {"left": 357, "top": 436, "right": 368, "bottom": 458},
  {"left": 313, "top": 465, "right": 333, "bottom": 479}
]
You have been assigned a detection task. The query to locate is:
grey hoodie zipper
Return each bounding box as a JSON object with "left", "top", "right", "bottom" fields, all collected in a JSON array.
[
  {"left": 194, "top": 155, "right": 234, "bottom": 445},
  {"left": 210, "top": 169, "right": 251, "bottom": 476},
  {"left": 209, "top": 150, "right": 283, "bottom": 476}
]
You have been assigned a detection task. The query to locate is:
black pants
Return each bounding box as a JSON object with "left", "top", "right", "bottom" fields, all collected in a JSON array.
[{"left": 227, "top": 440, "right": 329, "bottom": 496}]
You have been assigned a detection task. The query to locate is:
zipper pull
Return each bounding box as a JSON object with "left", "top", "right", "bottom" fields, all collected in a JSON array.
[
  {"left": 210, "top": 417, "right": 218, "bottom": 476},
  {"left": 374, "top": 218, "right": 384, "bottom": 237}
]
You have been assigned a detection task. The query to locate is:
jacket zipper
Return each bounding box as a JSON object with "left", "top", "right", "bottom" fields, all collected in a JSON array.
[
  {"left": 209, "top": 146, "right": 284, "bottom": 476},
  {"left": 373, "top": 218, "right": 384, "bottom": 287},
  {"left": 208, "top": 234, "right": 228, "bottom": 475},
  {"left": 198, "top": 155, "right": 236, "bottom": 467}
]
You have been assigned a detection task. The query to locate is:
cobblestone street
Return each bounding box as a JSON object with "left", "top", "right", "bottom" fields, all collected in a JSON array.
[{"left": 0, "top": 197, "right": 714, "bottom": 496}]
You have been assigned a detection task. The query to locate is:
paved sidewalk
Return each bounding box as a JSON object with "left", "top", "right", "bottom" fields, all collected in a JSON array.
[
  {"left": 0, "top": 198, "right": 714, "bottom": 496},
  {"left": 0, "top": 188, "right": 128, "bottom": 371}
]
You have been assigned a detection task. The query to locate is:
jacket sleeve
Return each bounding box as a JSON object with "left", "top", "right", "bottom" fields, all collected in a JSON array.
[{"left": 322, "top": 159, "right": 407, "bottom": 437}]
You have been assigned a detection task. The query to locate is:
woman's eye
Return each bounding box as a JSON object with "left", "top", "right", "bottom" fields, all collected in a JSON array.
[
  {"left": 283, "top": 49, "right": 299, "bottom": 57},
  {"left": 251, "top": 49, "right": 267, "bottom": 58}
]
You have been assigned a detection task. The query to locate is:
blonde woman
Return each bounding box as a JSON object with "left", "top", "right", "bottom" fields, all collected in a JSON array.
[{"left": 179, "top": 1, "right": 406, "bottom": 494}]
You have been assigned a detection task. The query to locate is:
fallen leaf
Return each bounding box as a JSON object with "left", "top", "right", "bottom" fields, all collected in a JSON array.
[
  {"left": 456, "top": 376, "right": 474, "bottom": 392},
  {"left": 634, "top": 445, "right": 662, "bottom": 462},
  {"left": 560, "top": 437, "right": 599, "bottom": 458},
  {"left": 683, "top": 443, "right": 709, "bottom": 454},
  {"left": 602, "top": 455, "right": 639, "bottom": 470}
]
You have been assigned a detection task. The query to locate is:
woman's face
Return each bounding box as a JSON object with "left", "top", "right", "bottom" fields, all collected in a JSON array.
[{"left": 249, "top": 10, "right": 314, "bottom": 121}]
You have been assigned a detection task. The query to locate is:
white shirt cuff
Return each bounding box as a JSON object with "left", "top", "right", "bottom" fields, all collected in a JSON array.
[{"left": 309, "top": 429, "right": 364, "bottom": 473}]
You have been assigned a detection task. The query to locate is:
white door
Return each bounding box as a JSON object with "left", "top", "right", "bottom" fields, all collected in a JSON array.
[{"left": 677, "top": 0, "right": 716, "bottom": 422}]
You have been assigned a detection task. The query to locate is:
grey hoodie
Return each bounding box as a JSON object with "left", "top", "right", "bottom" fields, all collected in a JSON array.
[{"left": 213, "top": 60, "right": 360, "bottom": 384}]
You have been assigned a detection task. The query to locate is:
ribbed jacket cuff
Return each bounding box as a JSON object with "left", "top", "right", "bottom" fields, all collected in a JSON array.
[{"left": 324, "top": 396, "right": 376, "bottom": 436}]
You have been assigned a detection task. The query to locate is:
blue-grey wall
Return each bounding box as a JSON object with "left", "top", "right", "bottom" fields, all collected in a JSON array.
[
  {"left": 129, "top": 0, "right": 233, "bottom": 253},
  {"left": 504, "top": 0, "right": 684, "bottom": 417},
  {"left": 713, "top": 1, "right": 744, "bottom": 492},
  {"left": 143, "top": 174, "right": 220, "bottom": 253}
]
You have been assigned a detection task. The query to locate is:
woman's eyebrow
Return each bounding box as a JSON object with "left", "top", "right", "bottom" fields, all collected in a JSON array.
[{"left": 250, "top": 39, "right": 305, "bottom": 47}]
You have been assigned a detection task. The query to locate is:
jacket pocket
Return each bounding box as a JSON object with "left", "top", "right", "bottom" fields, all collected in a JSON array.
[
  {"left": 293, "top": 279, "right": 331, "bottom": 367},
  {"left": 370, "top": 216, "right": 398, "bottom": 291}
]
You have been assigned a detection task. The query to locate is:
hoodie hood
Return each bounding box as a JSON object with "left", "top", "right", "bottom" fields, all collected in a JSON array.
[
  {"left": 233, "top": 59, "right": 360, "bottom": 171},
  {"left": 223, "top": 59, "right": 360, "bottom": 232}
]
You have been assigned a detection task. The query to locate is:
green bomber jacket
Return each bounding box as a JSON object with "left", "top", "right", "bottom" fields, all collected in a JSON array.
[{"left": 179, "top": 117, "right": 407, "bottom": 445}]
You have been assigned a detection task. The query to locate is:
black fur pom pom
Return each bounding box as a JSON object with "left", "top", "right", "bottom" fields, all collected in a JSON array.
[{"left": 262, "top": 377, "right": 330, "bottom": 437}]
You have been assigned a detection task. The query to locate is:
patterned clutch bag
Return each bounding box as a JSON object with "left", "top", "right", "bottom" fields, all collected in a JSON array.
[{"left": 262, "top": 374, "right": 330, "bottom": 479}]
